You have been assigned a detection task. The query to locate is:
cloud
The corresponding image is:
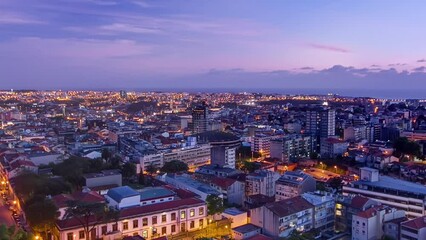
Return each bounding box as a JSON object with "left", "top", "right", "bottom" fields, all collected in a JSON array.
[
  {"left": 388, "top": 63, "right": 407, "bottom": 66},
  {"left": 131, "top": 0, "right": 152, "bottom": 8},
  {"left": 413, "top": 66, "right": 426, "bottom": 72},
  {"left": 0, "top": 12, "right": 44, "bottom": 25},
  {"left": 100, "top": 23, "right": 163, "bottom": 34},
  {"left": 417, "top": 59, "right": 426, "bottom": 63},
  {"left": 307, "top": 43, "right": 349, "bottom": 53}
]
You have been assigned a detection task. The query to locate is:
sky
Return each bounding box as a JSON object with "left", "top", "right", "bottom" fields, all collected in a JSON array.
[{"left": 1, "top": 0, "right": 426, "bottom": 97}]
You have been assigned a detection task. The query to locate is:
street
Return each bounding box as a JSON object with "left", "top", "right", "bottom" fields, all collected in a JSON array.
[
  {"left": 0, "top": 198, "right": 14, "bottom": 226},
  {"left": 306, "top": 168, "right": 340, "bottom": 182}
]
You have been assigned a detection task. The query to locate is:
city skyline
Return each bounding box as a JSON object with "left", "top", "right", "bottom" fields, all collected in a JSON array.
[{"left": 1, "top": 0, "right": 426, "bottom": 96}]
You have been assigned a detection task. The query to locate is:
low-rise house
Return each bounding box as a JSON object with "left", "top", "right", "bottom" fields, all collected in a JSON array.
[
  {"left": 250, "top": 196, "right": 314, "bottom": 238},
  {"left": 232, "top": 224, "right": 262, "bottom": 240},
  {"left": 401, "top": 216, "right": 426, "bottom": 240},
  {"left": 210, "top": 177, "right": 244, "bottom": 205},
  {"left": 106, "top": 186, "right": 140, "bottom": 210},
  {"left": 222, "top": 208, "right": 248, "bottom": 228},
  {"left": 275, "top": 170, "right": 316, "bottom": 201},
  {"left": 352, "top": 205, "right": 405, "bottom": 240}
]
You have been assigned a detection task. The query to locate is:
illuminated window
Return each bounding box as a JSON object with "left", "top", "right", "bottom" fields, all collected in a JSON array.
[
  {"left": 336, "top": 210, "right": 342, "bottom": 216},
  {"left": 190, "top": 209, "right": 195, "bottom": 217},
  {"left": 336, "top": 203, "right": 342, "bottom": 209},
  {"left": 199, "top": 207, "right": 204, "bottom": 215},
  {"left": 181, "top": 211, "right": 186, "bottom": 219},
  {"left": 142, "top": 230, "right": 148, "bottom": 238}
]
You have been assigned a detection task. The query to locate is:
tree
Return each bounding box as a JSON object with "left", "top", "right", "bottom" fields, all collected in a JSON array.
[
  {"left": 65, "top": 201, "right": 119, "bottom": 240},
  {"left": 161, "top": 160, "right": 188, "bottom": 173},
  {"left": 393, "top": 137, "right": 422, "bottom": 160},
  {"left": 206, "top": 194, "right": 225, "bottom": 215},
  {"left": 145, "top": 164, "right": 158, "bottom": 175},
  {"left": 122, "top": 162, "right": 136, "bottom": 179},
  {"left": 328, "top": 177, "right": 343, "bottom": 191},
  {"left": 101, "top": 149, "right": 112, "bottom": 161},
  {"left": 0, "top": 224, "right": 32, "bottom": 240},
  {"left": 241, "top": 161, "right": 261, "bottom": 173},
  {"left": 25, "top": 199, "right": 58, "bottom": 240}
]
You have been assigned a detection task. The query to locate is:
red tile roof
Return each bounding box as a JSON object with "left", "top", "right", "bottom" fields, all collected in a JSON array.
[
  {"left": 52, "top": 191, "right": 104, "bottom": 208},
  {"left": 350, "top": 195, "right": 372, "bottom": 210},
  {"left": 211, "top": 177, "right": 236, "bottom": 189},
  {"left": 265, "top": 196, "right": 313, "bottom": 217},
  {"left": 56, "top": 197, "right": 205, "bottom": 230},
  {"left": 402, "top": 216, "right": 426, "bottom": 230},
  {"left": 356, "top": 205, "right": 385, "bottom": 219}
]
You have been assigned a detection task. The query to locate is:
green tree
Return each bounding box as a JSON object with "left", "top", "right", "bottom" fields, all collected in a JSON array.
[
  {"left": 328, "top": 177, "right": 343, "bottom": 191},
  {"left": 145, "top": 164, "right": 158, "bottom": 175},
  {"left": 393, "top": 137, "right": 422, "bottom": 160},
  {"left": 0, "top": 224, "right": 32, "bottom": 240},
  {"left": 101, "top": 149, "right": 112, "bottom": 161},
  {"left": 206, "top": 194, "right": 225, "bottom": 215},
  {"left": 65, "top": 201, "right": 119, "bottom": 240},
  {"left": 25, "top": 199, "right": 58, "bottom": 240},
  {"left": 161, "top": 160, "right": 189, "bottom": 173},
  {"left": 122, "top": 162, "right": 137, "bottom": 179},
  {"left": 241, "top": 161, "right": 261, "bottom": 173}
]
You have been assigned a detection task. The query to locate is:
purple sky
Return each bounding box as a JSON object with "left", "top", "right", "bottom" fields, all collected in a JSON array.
[{"left": 1, "top": 0, "right": 426, "bottom": 95}]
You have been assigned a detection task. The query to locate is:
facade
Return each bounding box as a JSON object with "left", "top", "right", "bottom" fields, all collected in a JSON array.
[
  {"left": 301, "top": 192, "right": 335, "bottom": 230},
  {"left": 400, "top": 216, "right": 426, "bottom": 240},
  {"left": 343, "top": 167, "right": 426, "bottom": 219},
  {"left": 320, "top": 109, "right": 336, "bottom": 138},
  {"left": 250, "top": 196, "right": 314, "bottom": 238},
  {"left": 196, "top": 131, "right": 240, "bottom": 169},
  {"left": 320, "top": 137, "right": 349, "bottom": 158},
  {"left": 161, "top": 174, "right": 222, "bottom": 201},
  {"left": 251, "top": 134, "right": 271, "bottom": 157},
  {"left": 106, "top": 186, "right": 141, "bottom": 210},
  {"left": 196, "top": 164, "right": 241, "bottom": 178},
  {"left": 232, "top": 224, "right": 262, "bottom": 240},
  {"left": 192, "top": 104, "right": 208, "bottom": 134},
  {"left": 210, "top": 177, "right": 245, "bottom": 205},
  {"left": 140, "top": 144, "right": 211, "bottom": 172},
  {"left": 245, "top": 170, "right": 280, "bottom": 197},
  {"left": 275, "top": 170, "right": 316, "bottom": 201},
  {"left": 84, "top": 169, "right": 122, "bottom": 191},
  {"left": 55, "top": 198, "right": 207, "bottom": 240},
  {"left": 351, "top": 205, "right": 405, "bottom": 240}
]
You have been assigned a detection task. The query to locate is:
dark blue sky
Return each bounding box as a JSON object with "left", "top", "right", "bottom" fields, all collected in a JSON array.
[{"left": 1, "top": 0, "right": 426, "bottom": 95}]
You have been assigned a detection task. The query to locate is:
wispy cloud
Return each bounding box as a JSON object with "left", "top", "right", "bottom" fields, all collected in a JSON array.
[
  {"left": 307, "top": 43, "right": 349, "bottom": 53},
  {"left": 0, "top": 12, "right": 44, "bottom": 25},
  {"left": 417, "top": 59, "right": 426, "bottom": 63},
  {"left": 100, "top": 23, "right": 163, "bottom": 34}
]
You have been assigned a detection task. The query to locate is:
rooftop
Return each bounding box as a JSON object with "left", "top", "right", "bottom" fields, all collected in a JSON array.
[
  {"left": 107, "top": 186, "right": 139, "bottom": 203},
  {"left": 265, "top": 196, "right": 313, "bottom": 217},
  {"left": 232, "top": 223, "right": 261, "bottom": 234},
  {"left": 139, "top": 187, "right": 175, "bottom": 201},
  {"left": 352, "top": 175, "right": 426, "bottom": 195},
  {"left": 402, "top": 216, "right": 426, "bottom": 230}
]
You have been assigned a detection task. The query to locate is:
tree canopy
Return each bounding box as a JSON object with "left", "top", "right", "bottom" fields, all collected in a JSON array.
[
  {"left": 161, "top": 160, "right": 188, "bottom": 173},
  {"left": 393, "top": 137, "right": 422, "bottom": 159},
  {"left": 206, "top": 194, "right": 225, "bottom": 215}
]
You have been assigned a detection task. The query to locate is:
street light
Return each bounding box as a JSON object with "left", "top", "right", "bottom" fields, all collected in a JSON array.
[
  {"left": 334, "top": 165, "right": 337, "bottom": 172},
  {"left": 35, "top": 236, "right": 40, "bottom": 240}
]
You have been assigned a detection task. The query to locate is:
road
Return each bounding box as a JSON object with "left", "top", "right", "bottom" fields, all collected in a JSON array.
[{"left": 0, "top": 199, "right": 14, "bottom": 226}]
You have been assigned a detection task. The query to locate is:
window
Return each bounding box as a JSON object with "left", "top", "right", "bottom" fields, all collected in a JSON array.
[
  {"left": 199, "top": 219, "right": 204, "bottom": 227},
  {"left": 190, "top": 209, "right": 195, "bottom": 217},
  {"left": 101, "top": 226, "right": 107, "bottom": 235},
  {"left": 181, "top": 223, "right": 186, "bottom": 232},
  {"left": 133, "top": 219, "right": 138, "bottom": 228},
  {"left": 162, "top": 214, "right": 167, "bottom": 223},
  {"left": 162, "top": 226, "right": 167, "bottom": 235},
  {"left": 112, "top": 223, "right": 118, "bottom": 231},
  {"left": 171, "top": 212, "right": 176, "bottom": 221},
  {"left": 153, "top": 216, "right": 158, "bottom": 224},
  {"left": 190, "top": 221, "right": 195, "bottom": 229},
  {"left": 67, "top": 233, "right": 73, "bottom": 240},
  {"left": 123, "top": 222, "right": 128, "bottom": 230},
  {"left": 181, "top": 211, "right": 186, "bottom": 219},
  {"left": 142, "top": 230, "right": 148, "bottom": 238},
  {"left": 143, "top": 218, "right": 148, "bottom": 226},
  {"left": 171, "top": 225, "right": 176, "bottom": 233},
  {"left": 199, "top": 207, "right": 204, "bottom": 215},
  {"left": 79, "top": 231, "right": 85, "bottom": 239}
]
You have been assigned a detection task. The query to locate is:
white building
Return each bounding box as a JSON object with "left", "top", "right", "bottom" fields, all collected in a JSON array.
[
  {"left": 275, "top": 170, "right": 316, "bottom": 201},
  {"left": 343, "top": 167, "right": 426, "bottom": 219},
  {"left": 401, "top": 216, "right": 426, "bottom": 240},
  {"left": 302, "top": 192, "right": 335, "bottom": 230},
  {"left": 245, "top": 170, "right": 280, "bottom": 197},
  {"left": 352, "top": 205, "right": 405, "bottom": 240}
]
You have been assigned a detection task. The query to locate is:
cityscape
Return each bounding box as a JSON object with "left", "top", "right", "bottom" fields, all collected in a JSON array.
[{"left": 2, "top": 1, "right": 426, "bottom": 240}]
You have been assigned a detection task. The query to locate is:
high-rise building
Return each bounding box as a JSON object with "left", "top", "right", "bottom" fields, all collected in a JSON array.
[
  {"left": 306, "top": 108, "right": 336, "bottom": 151},
  {"left": 320, "top": 109, "right": 336, "bottom": 138},
  {"left": 192, "top": 103, "right": 208, "bottom": 134}
]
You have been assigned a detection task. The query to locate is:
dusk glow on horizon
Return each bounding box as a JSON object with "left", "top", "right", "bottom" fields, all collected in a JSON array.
[{"left": 1, "top": 0, "right": 426, "bottom": 95}]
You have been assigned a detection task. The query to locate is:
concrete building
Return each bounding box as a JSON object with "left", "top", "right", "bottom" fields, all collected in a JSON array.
[
  {"left": 301, "top": 192, "right": 335, "bottom": 230},
  {"left": 320, "top": 137, "right": 349, "bottom": 158},
  {"left": 56, "top": 197, "right": 207, "bottom": 240},
  {"left": 84, "top": 169, "right": 122, "bottom": 195},
  {"left": 352, "top": 205, "right": 405, "bottom": 240},
  {"left": 250, "top": 196, "right": 314, "bottom": 238},
  {"left": 245, "top": 170, "right": 280, "bottom": 197},
  {"left": 196, "top": 164, "right": 241, "bottom": 178},
  {"left": 210, "top": 177, "right": 245, "bottom": 206},
  {"left": 275, "top": 170, "right": 316, "bottom": 201},
  {"left": 401, "top": 216, "right": 426, "bottom": 240},
  {"left": 232, "top": 224, "right": 262, "bottom": 240},
  {"left": 383, "top": 216, "right": 407, "bottom": 240},
  {"left": 251, "top": 134, "right": 271, "bottom": 157},
  {"left": 222, "top": 208, "right": 248, "bottom": 229},
  {"left": 343, "top": 167, "right": 426, "bottom": 218},
  {"left": 192, "top": 103, "right": 208, "bottom": 134},
  {"left": 106, "top": 186, "right": 141, "bottom": 210}
]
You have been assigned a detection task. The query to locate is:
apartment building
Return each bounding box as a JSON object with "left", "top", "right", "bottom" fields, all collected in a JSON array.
[
  {"left": 245, "top": 170, "right": 280, "bottom": 197},
  {"left": 275, "top": 170, "right": 316, "bottom": 201},
  {"left": 343, "top": 167, "right": 426, "bottom": 219},
  {"left": 301, "top": 192, "right": 335, "bottom": 230},
  {"left": 401, "top": 216, "right": 426, "bottom": 240}
]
